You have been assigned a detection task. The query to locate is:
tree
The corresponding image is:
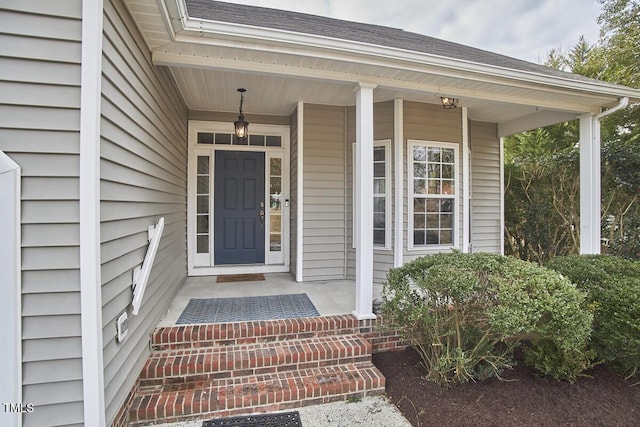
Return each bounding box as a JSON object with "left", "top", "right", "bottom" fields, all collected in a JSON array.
[{"left": 504, "top": 0, "right": 640, "bottom": 260}]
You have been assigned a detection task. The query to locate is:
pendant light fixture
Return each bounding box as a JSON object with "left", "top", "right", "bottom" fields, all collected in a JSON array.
[{"left": 234, "top": 88, "right": 249, "bottom": 142}]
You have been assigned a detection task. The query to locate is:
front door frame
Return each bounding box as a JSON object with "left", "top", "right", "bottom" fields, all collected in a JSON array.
[{"left": 187, "top": 121, "right": 290, "bottom": 276}]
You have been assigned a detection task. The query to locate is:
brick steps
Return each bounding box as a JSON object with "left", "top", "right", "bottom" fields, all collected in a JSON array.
[
  {"left": 127, "top": 316, "right": 389, "bottom": 426},
  {"left": 129, "top": 364, "right": 385, "bottom": 425},
  {"left": 139, "top": 335, "right": 372, "bottom": 388}
]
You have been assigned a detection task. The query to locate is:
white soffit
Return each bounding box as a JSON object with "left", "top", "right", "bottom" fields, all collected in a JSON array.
[{"left": 124, "top": 0, "right": 638, "bottom": 125}]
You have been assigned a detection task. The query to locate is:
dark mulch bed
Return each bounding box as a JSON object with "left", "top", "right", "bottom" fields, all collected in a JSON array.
[{"left": 373, "top": 348, "right": 640, "bottom": 426}]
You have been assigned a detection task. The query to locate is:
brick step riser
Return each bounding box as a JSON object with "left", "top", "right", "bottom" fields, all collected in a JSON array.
[
  {"left": 141, "top": 335, "right": 371, "bottom": 381},
  {"left": 138, "top": 356, "right": 373, "bottom": 390},
  {"left": 128, "top": 365, "right": 386, "bottom": 426},
  {"left": 151, "top": 315, "right": 365, "bottom": 351}
]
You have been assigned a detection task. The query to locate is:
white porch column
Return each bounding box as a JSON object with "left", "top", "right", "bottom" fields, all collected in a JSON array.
[
  {"left": 579, "top": 113, "right": 600, "bottom": 254},
  {"left": 354, "top": 83, "right": 377, "bottom": 320}
]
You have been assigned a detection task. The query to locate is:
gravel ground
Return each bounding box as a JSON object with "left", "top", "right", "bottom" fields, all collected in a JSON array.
[{"left": 150, "top": 396, "right": 411, "bottom": 427}]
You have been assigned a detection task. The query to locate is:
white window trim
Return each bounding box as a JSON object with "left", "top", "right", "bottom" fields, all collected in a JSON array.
[
  {"left": 407, "top": 139, "right": 460, "bottom": 251},
  {"left": 352, "top": 140, "right": 392, "bottom": 250},
  {"left": 187, "top": 121, "right": 290, "bottom": 276}
]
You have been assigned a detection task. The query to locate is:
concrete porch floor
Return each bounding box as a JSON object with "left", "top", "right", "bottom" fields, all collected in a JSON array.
[{"left": 157, "top": 273, "right": 385, "bottom": 327}]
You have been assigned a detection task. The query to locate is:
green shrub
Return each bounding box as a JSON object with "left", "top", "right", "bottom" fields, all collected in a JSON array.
[
  {"left": 383, "top": 253, "right": 593, "bottom": 385},
  {"left": 547, "top": 255, "right": 640, "bottom": 377}
]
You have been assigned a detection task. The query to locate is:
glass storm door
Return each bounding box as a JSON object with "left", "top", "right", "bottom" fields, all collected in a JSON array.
[{"left": 214, "top": 151, "right": 266, "bottom": 264}]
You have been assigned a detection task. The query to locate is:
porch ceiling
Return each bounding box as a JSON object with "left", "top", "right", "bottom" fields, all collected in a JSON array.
[{"left": 125, "top": 0, "right": 639, "bottom": 136}]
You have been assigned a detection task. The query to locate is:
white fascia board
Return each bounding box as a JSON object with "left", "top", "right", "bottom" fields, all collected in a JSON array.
[{"left": 167, "top": 1, "right": 640, "bottom": 102}]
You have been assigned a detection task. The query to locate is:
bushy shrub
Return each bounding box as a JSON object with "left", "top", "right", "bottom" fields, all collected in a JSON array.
[
  {"left": 383, "top": 253, "right": 593, "bottom": 385},
  {"left": 547, "top": 255, "right": 640, "bottom": 377}
]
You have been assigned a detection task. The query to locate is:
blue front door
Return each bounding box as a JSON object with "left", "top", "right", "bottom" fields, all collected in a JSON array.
[{"left": 214, "top": 151, "right": 266, "bottom": 265}]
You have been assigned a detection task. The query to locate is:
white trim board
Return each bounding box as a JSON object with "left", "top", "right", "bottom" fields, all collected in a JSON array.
[
  {"left": 79, "top": 0, "right": 106, "bottom": 425},
  {"left": 0, "top": 150, "right": 21, "bottom": 427}
]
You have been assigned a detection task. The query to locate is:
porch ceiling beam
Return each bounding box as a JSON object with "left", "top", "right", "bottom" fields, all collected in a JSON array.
[
  {"left": 153, "top": 50, "right": 601, "bottom": 114},
  {"left": 498, "top": 110, "right": 580, "bottom": 137}
]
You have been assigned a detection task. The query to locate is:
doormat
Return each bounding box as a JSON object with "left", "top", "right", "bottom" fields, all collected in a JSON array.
[
  {"left": 202, "top": 411, "right": 302, "bottom": 427},
  {"left": 176, "top": 294, "right": 320, "bottom": 324},
  {"left": 216, "top": 273, "right": 265, "bottom": 283}
]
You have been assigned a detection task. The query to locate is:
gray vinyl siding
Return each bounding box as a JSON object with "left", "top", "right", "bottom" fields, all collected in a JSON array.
[
  {"left": 100, "top": 0, "right": 188, "bottom": 424},
  {"left": 403, "top": 102, "right": 464, "bottom": 262},
  {"left": 0, "top": 1, "right": 84, "bottom": 426},
  {"left": 302, "top": 105, "right": 347, "bottom": 280},
  {"left": 470, "top": 121, "right": 502, "bottom": 253},
  {"left": 289, "top": 107, "right": 299, "bottom": 278},
  {"left": 346, "top": 101, "right": 395, "bottom": 284}
]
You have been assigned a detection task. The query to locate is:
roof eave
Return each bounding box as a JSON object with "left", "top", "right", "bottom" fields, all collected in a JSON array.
[{"left": 172, "top": 2, "right": 640, "bottom": 105}]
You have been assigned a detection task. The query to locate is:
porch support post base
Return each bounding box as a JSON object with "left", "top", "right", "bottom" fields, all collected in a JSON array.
[
  {"left": 354, "top": 82, "right": 377, "bottom": 319},
  {"left": 352, "top": 310, "right": 377, "bottom": 320}
]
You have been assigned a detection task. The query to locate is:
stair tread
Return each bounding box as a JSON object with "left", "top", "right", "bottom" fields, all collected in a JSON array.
[
  {"left": 141, "top": 334, "right": 371, "bottom": 382},
  {"left": 151, "top": 315, "right": 364, "bottom": 349},
  {"left": 129, "top": 363, "right": 385, "bottom": 423}
]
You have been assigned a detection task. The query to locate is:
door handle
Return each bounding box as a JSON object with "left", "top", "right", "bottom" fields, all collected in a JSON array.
[{"left": 259, "top": 209, "right": 265, "bottom": 225}]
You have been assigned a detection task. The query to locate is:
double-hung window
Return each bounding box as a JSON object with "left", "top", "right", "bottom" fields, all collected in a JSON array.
[
  {"left": 409, "top": 140, "right": 458, "bottom": 248},
  {"left": 353, "top": 140, "right": 392, "bottom": 249}
]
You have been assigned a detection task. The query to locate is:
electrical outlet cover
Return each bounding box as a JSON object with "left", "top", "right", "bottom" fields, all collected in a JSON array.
[{"left": 116, "top": 312, "right": 128, "bottom": 342}]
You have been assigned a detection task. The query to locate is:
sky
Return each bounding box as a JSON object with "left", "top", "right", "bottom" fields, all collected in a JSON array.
[{"left": 225, "top": 0, "right": 603, "bottom": 63}]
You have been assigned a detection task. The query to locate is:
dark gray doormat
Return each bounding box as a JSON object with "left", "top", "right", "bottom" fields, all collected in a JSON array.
[
  {"left": 202, "top": 411, "right": 302, "bottom": 427},
  {"left": 176, "top": 294, "right": 320, "bottom": 324}
]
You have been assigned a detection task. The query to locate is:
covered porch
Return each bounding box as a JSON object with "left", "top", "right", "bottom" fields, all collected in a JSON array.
[{"left": 156, "top": 274, "right": 379, "bottom": 327}]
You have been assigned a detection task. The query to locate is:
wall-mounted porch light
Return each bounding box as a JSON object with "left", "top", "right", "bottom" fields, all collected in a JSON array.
[
  {"left": 440, "top": 96, "right": 458, "bottom": 109},
  {"left": 234, "top": 88, "right": 249, "bottom": 142}
]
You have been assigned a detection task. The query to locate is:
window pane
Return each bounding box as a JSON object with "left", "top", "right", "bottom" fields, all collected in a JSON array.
[
  {"left": 197, "top": 176, "right": 209, "bottom": 194},
  {"left": 373, "top": 229, "right": 385, "bottom": 245},
  {"left": 374, "top": 146, "right": 385, "bottom": 161},
  {"left": 270, "top": 158, "right": 282, "bottom": 175},
  {"left": 215, "top": 133, "right": 232, "bottom": 144},
  {"left": 374, "top": 162, "right": 385, "bottom": 177},
  {"left": 270, "top": 215, "right": 281, "bottom": 233},
  {"left": 428, "top": 147, "right": 441, "bottom": 162},
  {"left": 427, "top": 214, "right": 439, "bottom": 228},
  {"left": 443, "top": 180, "right": 455, "bottom": 194},
  {"left": 250, "top": 135, "right": 265, "bottom": 146},
  {"left": 414, "top": 230, "right": 426, "bottom": 245},
  {"left": 374, "top": 197, "right": 385, "bottom": 213},
  {"left": 414, "top": 163, "right": 426, "bottom": 178},
  {"left": 428, "top": 164, "right": 439, "bottom": 178},
  {"left": 442, "top": 148, "right": 455, "bottom": 163},
  {"left": 414, "top": 198, "right": 426, "bottom": 212},
  {"left": 197, "top": 195, "right": 208, "bottom": 213},
  {"left": 414, "top": 214, "right": 425, "bottom": 228},
  {"left": 428, "top": 179, "right": 441, "bottom": 194},
  {"left": 414, "top": 179, "right": 426, "bottom": 194},
  {"left": 266, "top": 136, "right": 282, "bottom": 147},
  {"left": 426, "top": 231, "right": 439, "bottom": 244},
  {"left": 441, "top": 214, "right": 453, "bottom": 229},
  {"left": 196, "top": 235, "right": 209, "bottom": 253},
  {"left": 197, "top": 215, "right": 209, "bottom": 233},
  {"left": 413, "top": 146, "right": 426, "bottom": 161},
  {"left": 270, "top": 177, "right": 281, "bottom": 194},
  {"left": 442, "top": 164, "right": 454, "bottom": 179},
  {"left": 233, "top": 135, "right": 248, "bottom": 145},
  {"left": 441, "top": 199, "right": 453, "bottom": 213},
  {"left": 270, "top": 234, "right": 281, "bottom": 251},
  {"left": 427, "top": 199, "right": 439, "bottom": 212},
  {"left": 197, "top": 132, "right": 213, "bottom": 144},
  {"left": 440, "top": 230, "right": 453, "bottom": 244},
  {"left": 197, "top": 156, "right": 209, "bottom": 174},
  {"left": 374, "top": 213, "right": 385, "bottom": 228},
  {"left": 374, "top": 178, "right": 385, "bottom": 194}
]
